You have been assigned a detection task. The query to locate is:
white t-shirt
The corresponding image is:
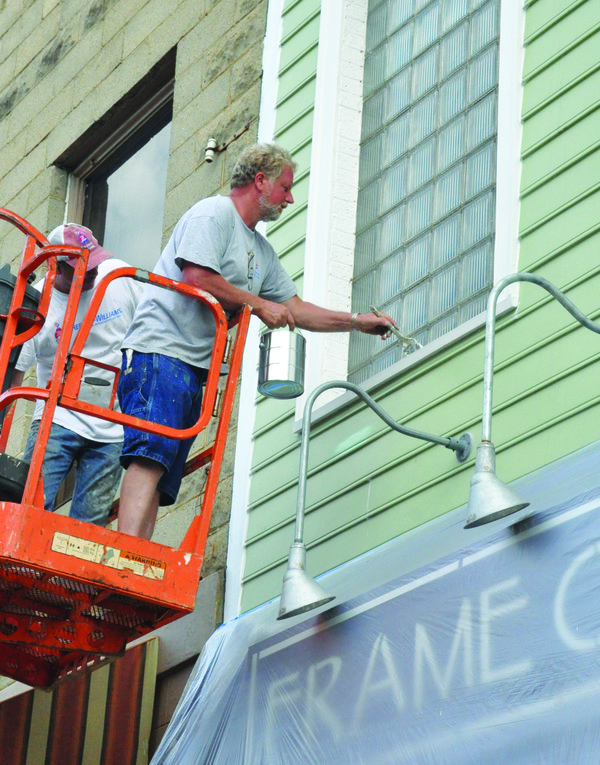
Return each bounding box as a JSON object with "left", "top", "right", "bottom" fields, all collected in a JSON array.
[
  {"left": 16, "top": 259, "right": 143, "bottom": 442},
  {"left": 121, "top": 196, "right": 297, "bottom": 369}
]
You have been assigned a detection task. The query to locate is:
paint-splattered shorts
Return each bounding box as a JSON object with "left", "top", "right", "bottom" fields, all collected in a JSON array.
[{"left": 117, "top": 351, "right": 208, "bottom": 505}]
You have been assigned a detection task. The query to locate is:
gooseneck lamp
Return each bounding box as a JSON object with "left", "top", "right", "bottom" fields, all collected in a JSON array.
[
  {"left": 465, "top": 272, "right": 600, "bottom": 528},
  {"left": 259, "top": 272, "right": 600, "bottom": 618},
  {"left": 273, "top": 379, "right": 472, "bottom": 620}
]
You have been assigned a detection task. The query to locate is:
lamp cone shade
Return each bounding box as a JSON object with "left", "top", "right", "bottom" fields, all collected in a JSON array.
[
  {"left": 278, "top": 542, "right": 335, "bottom": 620},
  {"left": 465, "top": 442, "right": 530, "bottom": 529}
]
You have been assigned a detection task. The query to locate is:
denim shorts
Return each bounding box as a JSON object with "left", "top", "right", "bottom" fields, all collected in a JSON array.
[{"left": 117, "top": 351, "right": 208, "bottom": 505}]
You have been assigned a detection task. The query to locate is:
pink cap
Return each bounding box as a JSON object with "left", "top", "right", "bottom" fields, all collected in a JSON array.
[{"left": 48, "top": 223, "right": 113, "bottom": 270}]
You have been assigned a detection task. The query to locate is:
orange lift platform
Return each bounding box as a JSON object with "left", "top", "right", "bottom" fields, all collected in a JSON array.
[{"left": 0, "top": 209, "right": 251, "bottom": 689}]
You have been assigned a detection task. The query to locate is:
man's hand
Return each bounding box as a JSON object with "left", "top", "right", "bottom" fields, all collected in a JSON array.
[
  {"left": 254, "top": 299, "right": 296, "bottom": 330},
  {"left": 353, "top": 311, "right": 398, "bottom": 338}
]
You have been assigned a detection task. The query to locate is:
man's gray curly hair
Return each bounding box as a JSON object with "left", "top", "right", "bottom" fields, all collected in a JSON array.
[{"left": 230, "top": 143, "right": 297, "bottom": 189}]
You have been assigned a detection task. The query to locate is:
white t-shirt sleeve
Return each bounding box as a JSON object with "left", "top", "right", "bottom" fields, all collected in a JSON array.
[
  {"left": 15, "top": 337, "right": 36, "bottom": 373},
  {"left": 173, "top": 211, "right": 232, "bottom": 273}
]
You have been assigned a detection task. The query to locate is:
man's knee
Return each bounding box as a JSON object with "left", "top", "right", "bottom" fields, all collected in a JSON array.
[{"left": 126, "top": 455, "right": 166, "bottom": 475}]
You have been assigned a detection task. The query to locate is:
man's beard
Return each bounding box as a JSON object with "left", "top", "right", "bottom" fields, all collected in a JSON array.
[{"left": 258, "top": 193, "right": 283, "bottom": 222}]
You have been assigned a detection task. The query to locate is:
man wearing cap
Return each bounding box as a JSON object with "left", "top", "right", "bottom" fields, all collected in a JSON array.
[
  {"left": 12, "top": 223, "right": 143, "bottom": 526},
  {"left": 117, "top": 142, "right": 396, "bottom": 540}
]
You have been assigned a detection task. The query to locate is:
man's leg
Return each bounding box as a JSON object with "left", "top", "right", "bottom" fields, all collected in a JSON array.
[
  {"left": 70, "top": 440, "right": 123, "bottom": 526},
  {"left": 24, "top": 420, "right": 78, "bottom": 512},
  {"left": 117, "top": 351, "right": 206, "bottom": 540},
  {"left": 118, "top": 457, "right": 165, "bottom": 539}
]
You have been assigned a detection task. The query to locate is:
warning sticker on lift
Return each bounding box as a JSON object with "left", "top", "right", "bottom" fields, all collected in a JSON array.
[{"left": 51, "top": 532, "right": 166, "bottom": 581}]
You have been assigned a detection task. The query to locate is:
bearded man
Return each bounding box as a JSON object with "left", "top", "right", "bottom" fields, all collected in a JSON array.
[{"left": 117, "top": 143, "right": 395, "bottom": 539}]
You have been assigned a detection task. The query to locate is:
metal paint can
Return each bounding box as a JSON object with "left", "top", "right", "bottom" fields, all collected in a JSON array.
[{"left": 258, "top": 328, "right": 306, "bottom": 398}]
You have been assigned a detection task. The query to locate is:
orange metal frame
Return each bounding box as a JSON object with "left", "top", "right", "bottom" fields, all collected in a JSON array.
[{"left": 0, "top": 209, "right": 251, "bottom": 688}]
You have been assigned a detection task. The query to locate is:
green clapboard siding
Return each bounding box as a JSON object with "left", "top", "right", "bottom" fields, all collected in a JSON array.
[
  {"left": 245, "top": 0, "right": 319, "bottom": 576},
  {"left": 508, "top": 0, "right": 600, "bottom": 501},
  {"left": 241, "top": 0, "right": 600, "bottom": 613}
]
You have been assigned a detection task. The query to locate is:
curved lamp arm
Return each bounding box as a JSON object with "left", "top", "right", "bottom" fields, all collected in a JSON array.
[
  {"left": 293, "top": 380, "right": 472, "bottom": 544},
  {"left": 481, "top": 272, "right": 600, "bottom": 443},
  {"left": 465, "top": 272, "right": 600, "bottom": 529}
]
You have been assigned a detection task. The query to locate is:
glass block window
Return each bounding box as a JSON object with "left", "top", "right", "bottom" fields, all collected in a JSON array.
[{"left": 349, "top": 0, "right": 499, "bottom": 383}]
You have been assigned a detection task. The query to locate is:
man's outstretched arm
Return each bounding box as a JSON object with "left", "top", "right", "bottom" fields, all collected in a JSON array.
[
  {"left": 182, "top": 264, "right": 396, "bottom": 337},
  {"left": 283, "top": 295, "right": 396, "bottom": 337}
]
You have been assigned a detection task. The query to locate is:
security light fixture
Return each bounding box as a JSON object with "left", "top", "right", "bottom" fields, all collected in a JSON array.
[
  {"left": 204, "top": 137, "right": 217, "bottom": 163},
  {"left": 204, "top": 122, "right": 252, "bottom": 165}
]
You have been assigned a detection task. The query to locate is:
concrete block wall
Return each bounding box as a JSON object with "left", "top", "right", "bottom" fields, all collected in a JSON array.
[
  {"left": 0, "top": 0, "right": 267, "bottom": 238},
  {"left": 0, "top": 0, "right": 269, "bottom": 751}
]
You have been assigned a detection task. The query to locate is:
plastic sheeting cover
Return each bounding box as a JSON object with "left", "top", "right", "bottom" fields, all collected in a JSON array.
[{"left": 152, "top": 442, "right": 600, "bottom": 764}]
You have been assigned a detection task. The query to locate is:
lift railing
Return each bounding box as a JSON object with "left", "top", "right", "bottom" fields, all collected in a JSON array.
[{"left": 0, "top": 208, "right": 250, "bottom": 687}]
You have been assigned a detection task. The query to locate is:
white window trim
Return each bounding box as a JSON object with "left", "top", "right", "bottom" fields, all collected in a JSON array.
[
  {"left": 299, "top": 0, "right": 525, "bottom": 427},
  {"left": 299, "top": 0, "right": 357, "bottom": 411}
]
